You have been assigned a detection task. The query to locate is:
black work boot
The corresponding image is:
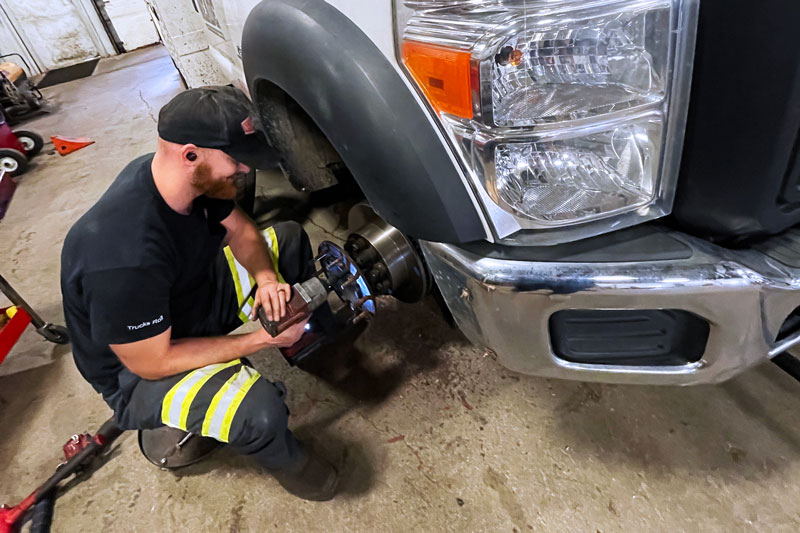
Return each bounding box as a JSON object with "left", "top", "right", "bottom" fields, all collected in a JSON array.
[{"left": 269, "top": 448, "right": 339, "bottom": 501}]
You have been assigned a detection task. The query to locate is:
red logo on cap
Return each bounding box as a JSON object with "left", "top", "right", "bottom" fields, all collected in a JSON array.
[{"left": 241, "top": 117, "right": 256, "bottom": 135}]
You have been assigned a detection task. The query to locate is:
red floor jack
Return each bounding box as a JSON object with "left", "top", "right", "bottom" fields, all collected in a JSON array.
[
  {"left": 0, "top": 274, "right": 68, "bottom": 365},
  {"left": 0, "top": 417, "right": 124, "bottom": 533}
]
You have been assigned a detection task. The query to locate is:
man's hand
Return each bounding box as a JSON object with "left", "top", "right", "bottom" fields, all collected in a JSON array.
[
  {"left": 254, "top": 316, "right": 309, "bottom": 348},
  {"left": 252, "top": 280, "right": 292, "bottom": 321},
  {"left": 221, "top": 208, "right": 289, "bottom": 322}
]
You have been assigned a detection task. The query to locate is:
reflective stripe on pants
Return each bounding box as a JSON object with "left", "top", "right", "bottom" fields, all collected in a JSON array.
[
  {"left": 201, "top": 365, "right": 261, "bottom": 442},
  {"left": 160, "top": 360, "right": 262, "bottom": 443},
  {"left": 160, "top": 359, "right": 240, "bottom": 429}
]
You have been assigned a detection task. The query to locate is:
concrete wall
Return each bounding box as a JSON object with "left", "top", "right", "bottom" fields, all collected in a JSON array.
[{"left": 146, "top": 0, "right": 228, "bottom": 88}]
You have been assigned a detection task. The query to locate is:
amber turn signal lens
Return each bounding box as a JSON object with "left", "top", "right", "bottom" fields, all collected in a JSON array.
[{"left": 401, "top": 40, "right": 473, "bottom": 119}]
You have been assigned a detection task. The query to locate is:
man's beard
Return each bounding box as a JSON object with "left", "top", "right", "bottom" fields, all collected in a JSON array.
[{"left": 191, "top": 163, "right": 245, "bottom": 200}]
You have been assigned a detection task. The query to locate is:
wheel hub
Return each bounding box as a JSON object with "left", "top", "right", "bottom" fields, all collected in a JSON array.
[
  {"left": 18, "top": 137, "right": 34, "bottom": 151},
  {"left": 345, "top": 204, "right": 429, "bottom": 303},
  {"left": 0, "top": 157, "right": 18, "bottom": 172}
]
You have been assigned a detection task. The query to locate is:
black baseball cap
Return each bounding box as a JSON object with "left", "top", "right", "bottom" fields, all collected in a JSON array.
[{"left": 157, "top": 85, "right": 278, "bottom": 169}]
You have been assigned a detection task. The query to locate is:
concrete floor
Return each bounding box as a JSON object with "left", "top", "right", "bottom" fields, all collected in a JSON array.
[{"left": 3, "top": 46, "right": 800, "bottom": 532}]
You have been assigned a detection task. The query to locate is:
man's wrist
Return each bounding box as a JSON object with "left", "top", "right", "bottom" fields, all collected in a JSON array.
[
  {"left": 254, "top": 271, "right": 278, "bottom": 286},
  {"left": 248, "top": 328, "right": 274, "bottom": 350}
]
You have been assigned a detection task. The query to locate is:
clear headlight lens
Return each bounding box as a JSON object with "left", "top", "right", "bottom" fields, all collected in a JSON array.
[
  {"left": 492, "top": 119, "right": 661, "bottom": 224},
  {"left": 490, "top": 5, "right": 669, "bottom": 126},
  {"left": 395, "top": 0, "right": 698, "bottom": 243}
]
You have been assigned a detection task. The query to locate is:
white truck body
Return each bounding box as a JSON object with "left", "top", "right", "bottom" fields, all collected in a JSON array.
[{"left": 154, "top": 0, "right": 800, "bottom": 387}]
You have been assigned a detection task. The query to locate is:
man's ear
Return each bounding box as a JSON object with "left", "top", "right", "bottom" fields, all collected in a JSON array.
[{"left": 180, "top": 144, "right": 199, "bottom": 165}]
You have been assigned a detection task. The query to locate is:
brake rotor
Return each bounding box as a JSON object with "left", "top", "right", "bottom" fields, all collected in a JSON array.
[{"left": 346, "top": 204, "right": 428, "bottom": 303}]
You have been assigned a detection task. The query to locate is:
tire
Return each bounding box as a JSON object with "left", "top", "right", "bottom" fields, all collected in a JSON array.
[
  {"left": 14, "top": 130, "right": 44, "bottom": 156},
  {"left": 21, "top": 81, "right": 41, "bottom": 111},
  {"left": 39, "top": 324, "right": 69, "bottom": 344},
  {"left": 0, "top": 148, "right": 28, "bottom": 176},
  {"left": 30, "top": 492, "right": 56, "bottom": 533}
]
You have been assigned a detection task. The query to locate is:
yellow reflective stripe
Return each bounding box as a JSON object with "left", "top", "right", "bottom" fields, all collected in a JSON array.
[
  {"left": 225, "top": 245, "right": 251, "bottom": 323},
  {"left": 201, "top": 374, "right": 237, "bottom": 438},
  {"left": 240, "top": 296, "right": 256, "bottom": 321},
  {"left": 201, "top": 365, "right": 261, "bottom": 442},
  {"left": 224, "top": 245, "right": 244, "bottom": 300},
  {"left": 160, "top": 360, "right": 241, "bottom": 429},
  {"left": 240, "top": 274, "right": 256, "bottom": 319},
  {"left": 176, "top": 360, "right": 241, "bottom": 429},
  {"left": 226, "top": 227, "right": 285, "bottom": 323},
  {"left": 263, "top": 227, "right": 286, "bottom": 284},
  {"left": 236, "top": 265, "right": 255, "bottom": 320},
  {"left": 235, "top": 262, "right": 253, "bottom": 301},
  {"left": 219, "top": 372, "right": 261, "bottom": 442}
]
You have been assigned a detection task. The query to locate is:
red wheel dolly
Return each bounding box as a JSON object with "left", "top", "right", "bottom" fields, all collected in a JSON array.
[
  {"left": 0, "top": 274, "right": 68, "bottom": 366},
  {"left": 0, "top": 109, "right": 43, "bottom": 177}
]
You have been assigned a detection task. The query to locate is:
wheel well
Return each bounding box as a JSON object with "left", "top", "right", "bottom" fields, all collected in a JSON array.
[
  {"left": 253, "top": 79, "right": 357, "bottom": 194},
  {"left": 241, "top": 0, "right": 487, "bottom": 242}
]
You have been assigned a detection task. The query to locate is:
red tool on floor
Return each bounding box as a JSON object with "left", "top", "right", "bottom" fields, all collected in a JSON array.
[{"left": 0, "top": 417, "right": 123, "bottom": 533}]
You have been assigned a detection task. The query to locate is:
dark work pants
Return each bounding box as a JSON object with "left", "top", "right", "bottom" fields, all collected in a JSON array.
[{"left": 114, "top": 221, "right": 315, "bottom": 471}]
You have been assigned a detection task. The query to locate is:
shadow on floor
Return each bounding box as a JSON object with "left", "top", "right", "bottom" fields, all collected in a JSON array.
[
  {"left": 533, "top": 360, "right": 800, "bottom": 482},
  {"left": 0, "top": 342, "right": 72, "bottom": 424},
  {"left": 156, "top": 419, "right": 375, "bottom": 498},
  {"left": 297, "top": 296, "right": 463, "bottom": 406}
]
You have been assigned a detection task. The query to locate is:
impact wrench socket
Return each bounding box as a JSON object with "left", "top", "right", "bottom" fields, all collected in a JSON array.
[{"left": 257, "top": 276, "right": 329, "bottom": 337}]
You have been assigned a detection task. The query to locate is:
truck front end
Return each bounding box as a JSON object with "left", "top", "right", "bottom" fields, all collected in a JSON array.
[
  {"left": 228, "top": 0, "right": 800, "bottom": 385},
  {"left": 392, "top": 0, "right": 800, "bottom": 385}
]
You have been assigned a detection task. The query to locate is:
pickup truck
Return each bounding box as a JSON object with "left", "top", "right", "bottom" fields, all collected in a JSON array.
[{"left": 156, "top": 0, "right": 800, "bottom": 386}]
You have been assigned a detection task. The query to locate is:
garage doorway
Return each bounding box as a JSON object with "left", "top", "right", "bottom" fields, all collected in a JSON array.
[
  {"left": 0, "top": 0, "right": 159, "bottom": 77},
  {"left": 91, "top": 0, "right": 160, "bottom": 54},
  {"left": 0, "top": 0, "right": 117, "bottom": 76}
]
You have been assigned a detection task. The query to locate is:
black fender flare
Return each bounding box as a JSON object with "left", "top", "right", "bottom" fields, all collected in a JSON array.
[{"left": 241, "top": 0, "right": 487, "bottom": 243}]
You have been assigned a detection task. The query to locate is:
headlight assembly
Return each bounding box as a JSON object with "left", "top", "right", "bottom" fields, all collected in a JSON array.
[{"left": 395, "top": 0, "right": 698, "bottom": 243}]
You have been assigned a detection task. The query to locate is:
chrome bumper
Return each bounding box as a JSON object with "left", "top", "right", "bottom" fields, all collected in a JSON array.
[{"left": 421, "top": 230, "right": 800, "bottom": 385}]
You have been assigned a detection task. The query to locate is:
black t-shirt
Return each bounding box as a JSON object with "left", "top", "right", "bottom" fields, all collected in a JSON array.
[{"left": 60, "top": 154, "right": 235, "bottom": 410}]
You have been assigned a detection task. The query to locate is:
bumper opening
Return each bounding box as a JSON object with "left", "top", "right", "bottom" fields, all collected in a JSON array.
[{"left": 549, "top": 310, "right": 710, "bottom": 367}]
